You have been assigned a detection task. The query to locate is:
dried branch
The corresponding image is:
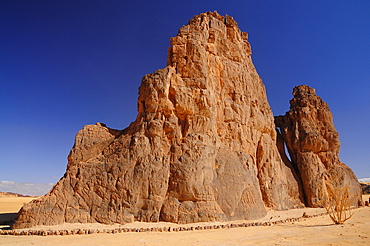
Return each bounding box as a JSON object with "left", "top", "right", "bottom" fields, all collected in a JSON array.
[{"left": 321, "top": 183, "right": 356, "bottom": 224}]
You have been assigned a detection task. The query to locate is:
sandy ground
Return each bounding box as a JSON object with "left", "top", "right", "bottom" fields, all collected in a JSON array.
[
  {"left": 0, "top": 197, "right": 37, "bottom": 214},
  {"left": 0, "top": 195, "right": 369, "bottom": 245}
]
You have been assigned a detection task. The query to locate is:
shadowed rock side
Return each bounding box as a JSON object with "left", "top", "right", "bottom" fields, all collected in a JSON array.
[
  {"left": 13, "top": 12, "right": 360, "bottom": 229},
  {"left": 275, "top": 85, "right": 362, "bottom": 207},
  {"left": 360, "top": 183, "right": 370, "bottom": 194}
]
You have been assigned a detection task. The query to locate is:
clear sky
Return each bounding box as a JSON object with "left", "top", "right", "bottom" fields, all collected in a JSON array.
[{"left": 1, "top": 0, "right": 369, "bottom": 195}]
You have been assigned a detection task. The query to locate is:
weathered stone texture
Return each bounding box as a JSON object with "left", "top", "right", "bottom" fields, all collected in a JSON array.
[
  {"left": 275, "top": 85, "right": 362, "bottom": 207},
  {"left": 13, "top": 12, "right": 360, "bottom": 229}
]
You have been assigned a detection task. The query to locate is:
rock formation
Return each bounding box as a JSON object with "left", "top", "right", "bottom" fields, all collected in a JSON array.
[
  {"left": 360, "top": 183, "right": 370, "bottom": 194},
  {"left": 13, "top": 11, "right": 361, "bottom": 229},
  {"left": 275, "top": 85, "right": 362, "bottom": 207}
]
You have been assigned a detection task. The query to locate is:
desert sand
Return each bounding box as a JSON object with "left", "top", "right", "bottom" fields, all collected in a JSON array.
[
  {"left": 0, "top": 197, "right": 37, "bottom": 214},
  {"left": 0, "top": 195, "right": 369, "bottom": 245}
]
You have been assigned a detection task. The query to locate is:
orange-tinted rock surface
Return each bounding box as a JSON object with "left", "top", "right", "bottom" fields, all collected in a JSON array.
[
  {"left": 275, "top": 85, "right": 362, "bottom": 207},
  {"left": 13, "top": 12, "right": 360, "bottom": 229}
]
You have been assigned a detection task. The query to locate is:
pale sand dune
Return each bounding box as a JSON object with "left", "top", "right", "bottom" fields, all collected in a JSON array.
[
  {"left": 0, "top": 197, "right": 37, "bottom": 213},
  {"left": 0, "top": 196, "right": 369, "bottom": 245}
]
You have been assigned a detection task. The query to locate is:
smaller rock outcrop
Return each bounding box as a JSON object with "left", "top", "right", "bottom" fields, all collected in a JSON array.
[
  {"left": 275, "top": 85, "right": 362, "bottom": 207},
  {"left": 360, "top": 183, "right": 370, "bottom": 194}
]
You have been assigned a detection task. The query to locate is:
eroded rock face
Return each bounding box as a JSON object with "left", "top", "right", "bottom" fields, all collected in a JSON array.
[
  {"left": 275, "top": 85, "right": 362, "bottom": 207},
  {"left": 13, "top": 12, "right": 359, "bottom": 229}
]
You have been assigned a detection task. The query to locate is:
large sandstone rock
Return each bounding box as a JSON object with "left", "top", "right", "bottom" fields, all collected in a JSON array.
[
  {"left": 275, "top": 85, "right": 362, "bottom": 207},
  {"left": 13, "top": 12, "right": 360, "bottom": 229}
]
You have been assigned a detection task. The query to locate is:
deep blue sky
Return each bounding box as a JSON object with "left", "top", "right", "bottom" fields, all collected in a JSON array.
[{"left": 1, "top": 0, "right": 369, "bottom": 191}]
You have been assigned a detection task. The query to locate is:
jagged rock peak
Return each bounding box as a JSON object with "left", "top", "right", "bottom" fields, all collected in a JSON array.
[
  {"left": 289, "top": 85, "right": 329, "bottom": 109},
  {"left": 167, "top": 11, "right": 252, "bottom": 74}
]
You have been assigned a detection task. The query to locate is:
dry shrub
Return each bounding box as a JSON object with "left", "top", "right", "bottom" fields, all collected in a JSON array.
[{"left": 321, "top": 183, "right": 356, "bottom": 224}]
